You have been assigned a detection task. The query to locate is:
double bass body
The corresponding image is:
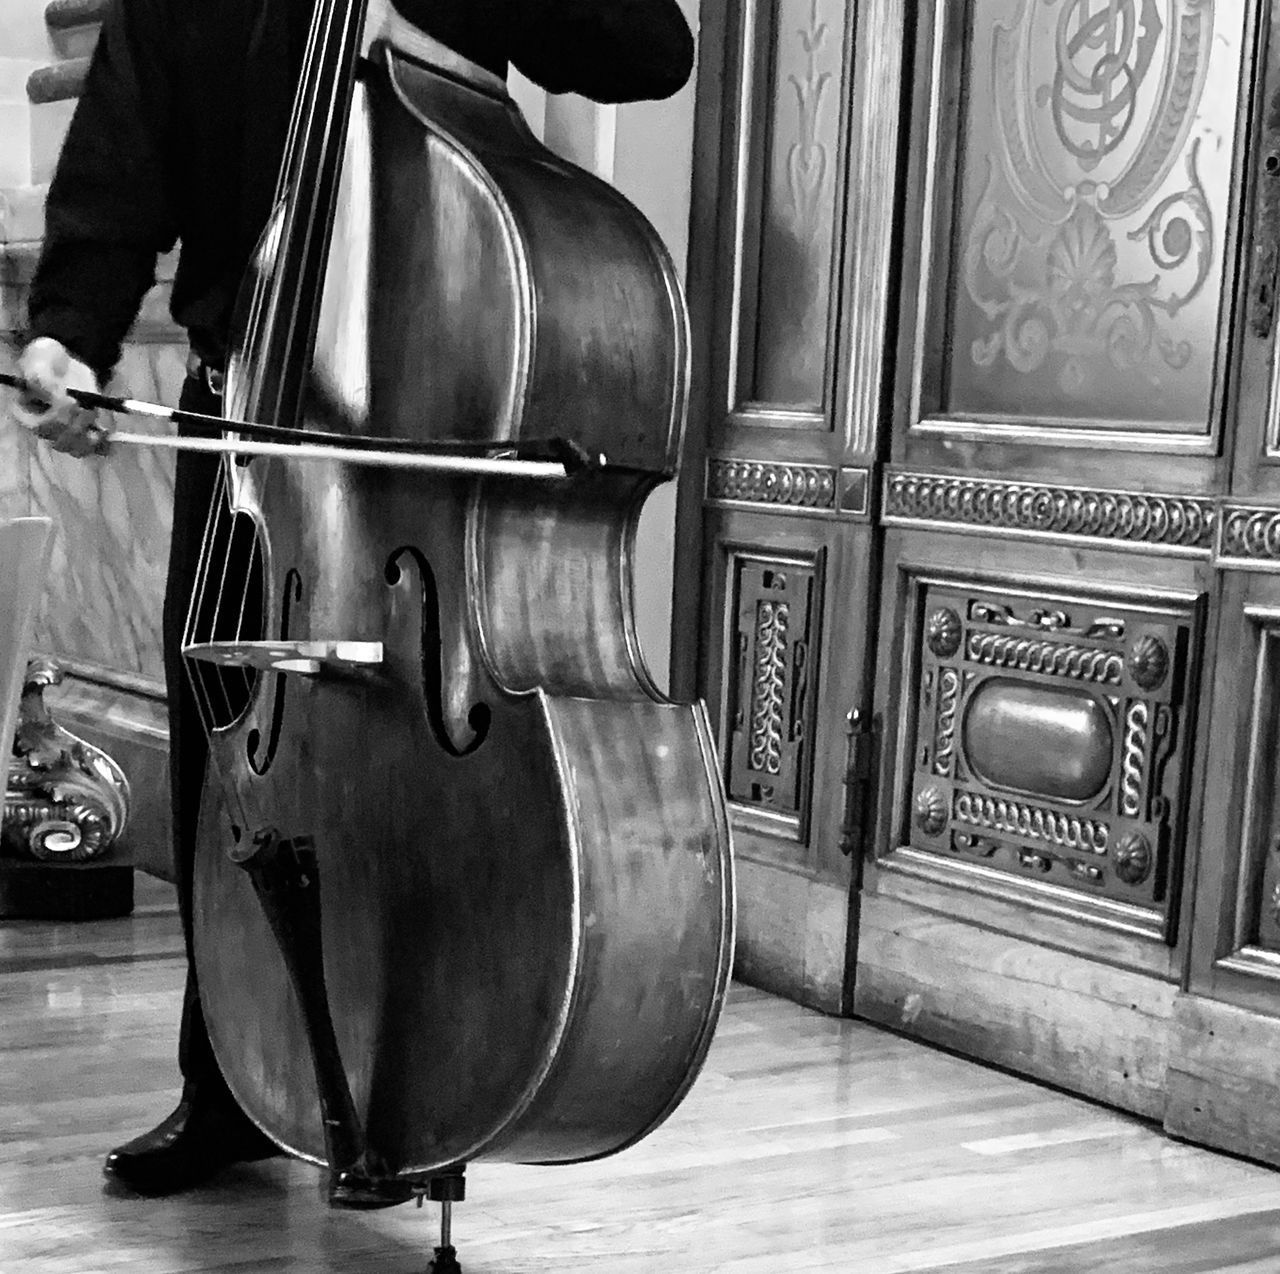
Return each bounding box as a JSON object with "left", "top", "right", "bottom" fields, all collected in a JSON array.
[{"left": 190, "top": 42, "right": 735, "bottom": 1178}]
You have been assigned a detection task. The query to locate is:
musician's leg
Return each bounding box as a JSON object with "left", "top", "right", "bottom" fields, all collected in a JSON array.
[
  {"left": 164, "top": 381, "right": 224, "bottom": 1094},
  {"left": 103, "top": 370, "right": 280, "bottom": 1196}
]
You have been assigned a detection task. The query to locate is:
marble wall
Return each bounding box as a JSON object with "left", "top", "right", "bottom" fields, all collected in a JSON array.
[
  {"left": 1, "top": 0, "right": 183, "bottom": 685},
  {"left": 1, "top": 269, "right": 183, "bottom": 689},
  {"left": 2, "top": 0, "right": 187, "bottom": 874}
]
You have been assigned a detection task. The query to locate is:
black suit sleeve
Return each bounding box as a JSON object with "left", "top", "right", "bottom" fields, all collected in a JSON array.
[
  {"left": 514, "top": 0, "right": 695, "bottom": 103},
  {"left": 26, "top": 0, "right": 180, "bottom": 378},
  {"left": 397, "top": 0, "right": 697, "bottom": 104}
]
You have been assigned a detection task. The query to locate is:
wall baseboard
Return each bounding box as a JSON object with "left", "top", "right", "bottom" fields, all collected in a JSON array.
[
  {"left": 853, "top": 892, "right": 1175, "bottom": 1121},
  {"left": 732, "top": 857, "right": 849, "bottom": 1014}
]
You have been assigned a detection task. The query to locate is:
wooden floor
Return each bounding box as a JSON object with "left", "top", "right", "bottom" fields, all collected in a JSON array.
[{"left": 4, "top": 877, "right": 1280, "bottom": 1272}]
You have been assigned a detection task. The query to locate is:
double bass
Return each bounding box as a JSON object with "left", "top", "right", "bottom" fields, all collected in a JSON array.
[{"left": 179, "top": 0, "right": 735, "bottom": 1256}]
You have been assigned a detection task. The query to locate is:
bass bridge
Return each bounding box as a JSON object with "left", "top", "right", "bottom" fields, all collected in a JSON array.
[{"left": 182, "top": 639, "right": 384, "bottom": 678}]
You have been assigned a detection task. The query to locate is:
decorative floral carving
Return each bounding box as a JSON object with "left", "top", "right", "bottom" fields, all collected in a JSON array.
[
  {"left": 972, "top": 602, "right": 1070, "bottom": 631},
  {"left": 748, "top": 601, "right": 789, "bottom": 776},
  {"left": 953, "top": 790, "right": 1109, "bottom": 854},
  {"left": 1045, "top": 0, "right": 1162, "bottom": 169},
  {"left": 959, "top": 1, "right": 1215, "bottom": 412},
  {"left": 729, "top": 560, "right": 815, "bottom": 820},
  {"left": 708, "top": 460, "right": 837, "bottom": 510},
  {"left": 1127, "top": 635, "right": 1170, "bottom": 689},
  {"left": 966, "top": 632, "right": 1123, "bottom": 684},
  {"left": 933, "top": 668, "right": 959, "bottom": 777},
  {"left": 884, "top": 473, "right": 1215, "bottom": 551},
  {"left": 965, "top": 162, "right": 1211, "bottom": 394},
  {"left": 1114, "top": 831, "right": 1153, "bottom": 885},
  {"left": 927, "top": 607, "right": 962, "bottom": 657},
  {"left": 1120, "top": 701, "right": 1149, "bottom": 819},
  {"left": 970, "top": 602, "right": 1125, "bottom": 641},
  {"left": 914, "top": 785, "right": 948, "bottom": 836},
  {"left": 786, "top": 0, "right": 833, "bottom": 232},
  {"left": 1220, "top": 506, "right": 1280, "bottom": 562}
]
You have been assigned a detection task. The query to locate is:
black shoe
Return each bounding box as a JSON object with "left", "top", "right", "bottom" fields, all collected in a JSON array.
[{"left": 104, "top": 1091, "right": 283, "bottom": 1196}]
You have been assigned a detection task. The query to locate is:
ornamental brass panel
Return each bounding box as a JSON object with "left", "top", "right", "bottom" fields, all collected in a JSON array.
[
  {"left": 906, "top": 582, "right": 1196, "bottom": 917},
  {"left": 941, "top": 0, "right": 1242, "bottom": 433},
  {"left": 727, "top": 555, "right": 820, "bottom": 825}
]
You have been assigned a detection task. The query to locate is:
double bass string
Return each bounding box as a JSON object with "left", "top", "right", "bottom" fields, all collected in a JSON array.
[
  {"left": 230, "top": 502, "right": 262, "bottom": 711},
  {"left": 210, "top": 461, "right": 255, "bottom": 727},
  {"left": 184, "top": 462, "right": 257, "bottom": 842},
  {"left": 265, "top": 0, "right": 366, "bottom": 404},
  {"left": 176, "top": 0, "right": 369, "bottom": 873},
  {"left": 188, "top": 461, "right": 249, "bottom": 741}
]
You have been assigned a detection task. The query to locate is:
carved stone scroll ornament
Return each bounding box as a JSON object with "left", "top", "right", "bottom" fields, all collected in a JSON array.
[{"left": 3, "top": 659, "right": 130, "bottom": 862}]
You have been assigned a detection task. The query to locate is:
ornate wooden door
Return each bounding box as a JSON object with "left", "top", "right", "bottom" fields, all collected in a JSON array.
[
  {"left": 1163, "top": 0, "right": 1280, "bottom": 1164},
  {"left": 682, "top": 0, "right": 1280, "bottom": 1156},
  {"left": 857, "top": 0, "right": 1256, "bottom": 1127},
  {"left": 674, "top": 0, "right": 905, "bottom": 1010}
]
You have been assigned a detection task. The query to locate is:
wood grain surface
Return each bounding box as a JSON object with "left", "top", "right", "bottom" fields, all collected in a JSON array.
[{"left": 3, "top": 875, "right": 1279, "bottom": 1272}]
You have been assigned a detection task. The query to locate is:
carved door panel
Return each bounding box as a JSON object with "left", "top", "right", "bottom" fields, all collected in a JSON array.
[
  {"left": 1164, "top": 2, "right": 1280, "bottom": 1164},
  {"left": 675, "top": 0, "right": 905, "bottom": 1010},
  {"left": 858, "top": 0, "right": 1250, "bottom": 1119}
]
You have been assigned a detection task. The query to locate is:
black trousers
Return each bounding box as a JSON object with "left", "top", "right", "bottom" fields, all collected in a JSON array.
[{"left": 162, "top": 372, "right": 234, "bottom": 1098}]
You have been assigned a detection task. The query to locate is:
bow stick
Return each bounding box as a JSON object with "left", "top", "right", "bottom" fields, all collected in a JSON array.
[{"left": 0, "top": 372, "right": 598, "bottom": 479}]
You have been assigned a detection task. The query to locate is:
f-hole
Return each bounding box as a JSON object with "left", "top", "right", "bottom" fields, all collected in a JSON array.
[
  {"left": 385, "top": 547, "right": 490, "bottom": 757},
  {"left": 247, "top": 567, "right": 303, "bottom": 776}
]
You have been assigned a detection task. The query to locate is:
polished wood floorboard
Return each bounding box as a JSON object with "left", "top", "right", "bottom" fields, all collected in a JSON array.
[{"left": 3, "top": 876, "right": 1280, "bottom": 1273}]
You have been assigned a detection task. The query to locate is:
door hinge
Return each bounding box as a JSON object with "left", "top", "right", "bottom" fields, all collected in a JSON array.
[
  {"left": 1253, "top": 145, "right": 1280, "bottom": 339},
  {"left": 839, "top": 708, "right": 877, "bottom": 857}
]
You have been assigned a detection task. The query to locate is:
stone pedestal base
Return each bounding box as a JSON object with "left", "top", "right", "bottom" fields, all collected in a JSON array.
[{"left": 0, "top": 857, "right": 133, "bottom": 919}]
